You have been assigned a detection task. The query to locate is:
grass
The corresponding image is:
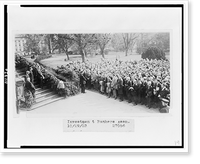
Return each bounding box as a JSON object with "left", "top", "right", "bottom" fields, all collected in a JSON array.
[{"left": 40, "top": 51, "right": 142, "bottom": 69}]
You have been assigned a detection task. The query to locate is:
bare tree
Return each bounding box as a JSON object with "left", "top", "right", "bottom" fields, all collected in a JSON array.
[
  {"left": 53, "top": 34, "right": 74, "bottom": 60},
  {"left": 110, "top": 33, "right": 124, "bottom": 52},
  {"left": 71, "top": 34, "right": 96, "bottom": 62},
  {"left": 122, "top": 33, "right": 139, "bottom": 56},
  {"left": 44, "top": 34, "right": 54, "bottom": 54},
  {"left": 136, "top": 33, "right": 170, "bottom": 54},
  {"left": 95, "top": 34, "right": 111, "bottom": 58}
]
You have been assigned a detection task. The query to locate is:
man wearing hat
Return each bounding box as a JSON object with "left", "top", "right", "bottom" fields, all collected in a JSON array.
[
  {"left": 124, "top": 76, "right": 131, "bottom": 103},
  {"left": 146, "top": 80, "right": 153, "bottom": 108},
  {"left": 86, "top": 70, "right": 92, "bottom": 90},
  {"left": 117, "top": 75, "right": 124, "bottom": 101},
  {"left": 106, "top": 77, "right": 112, "bottom": 98},
  {"left": 140, "top": 77, "right": 147, "bottom": 105}
]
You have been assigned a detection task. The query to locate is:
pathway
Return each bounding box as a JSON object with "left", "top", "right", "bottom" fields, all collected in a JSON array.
[{"left": 25, "top": 89, "right": 160, "bottom": 118}]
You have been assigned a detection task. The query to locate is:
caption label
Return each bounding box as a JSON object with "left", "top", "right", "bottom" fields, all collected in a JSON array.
[{"left": 63, "top": 119, "right": 134, "bottom": 132}]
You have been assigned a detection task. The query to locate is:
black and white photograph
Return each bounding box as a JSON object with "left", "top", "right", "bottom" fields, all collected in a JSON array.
[
  {"left": 15, "top": 32, "right": 170, "bottom": 114},
  {"left": 1, "top": 1, "right": 188, "bottom": 152}
]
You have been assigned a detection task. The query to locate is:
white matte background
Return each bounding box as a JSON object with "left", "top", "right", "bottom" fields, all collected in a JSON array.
[{"left": 6, "top": 4, "right": 183, "bottom": 148}]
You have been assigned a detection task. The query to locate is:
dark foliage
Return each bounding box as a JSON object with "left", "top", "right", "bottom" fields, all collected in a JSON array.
[
  {"left": 15, "top": 54, "right": 80, "bottom": 97},
  {"left": 55, "top": 66, "right": 79, "bottom": 82},
  {"left": 141, "top": 46, "right": 166, "bottom": 60}
]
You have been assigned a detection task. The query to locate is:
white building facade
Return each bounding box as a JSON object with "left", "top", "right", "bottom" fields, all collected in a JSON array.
[{"left": 15, "top": 35, "right": 26, "bottom": 55}]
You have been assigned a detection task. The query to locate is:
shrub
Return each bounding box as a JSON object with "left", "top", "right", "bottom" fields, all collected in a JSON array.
[
  {"left": 55, "top": 68, "right": 79, "bottom": 82},
  {"left": 37, "top": 61, "right": 80, "bottom": 88},
  {"left": 141, "top": 46, "right": 166, "bottom": 60},
  {"left": 15, "top": 56, "right": 80, "bottom": 97},
  {"left": 64, "top": 82, "right": 80, "bottom": 96}
]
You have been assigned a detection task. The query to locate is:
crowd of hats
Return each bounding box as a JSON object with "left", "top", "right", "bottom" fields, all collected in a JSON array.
[
  {"left": 63, "top": 58, "right": 170, "bottom": 109},
  {"left": 15, "top": 55, "right": 80, "bottom": 97}
]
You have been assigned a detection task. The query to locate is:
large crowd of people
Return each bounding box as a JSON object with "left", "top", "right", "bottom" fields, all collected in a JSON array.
[
  {"left": 63, "top": 58, "right": 170, "bottom": 109},
  {"left": 15, "top": 55, "right": 170, "bottom": 110}
]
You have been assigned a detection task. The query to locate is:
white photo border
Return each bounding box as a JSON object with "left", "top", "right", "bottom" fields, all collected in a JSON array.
[{"left": 0, "top": 0, "right": 187, "bottom": 152}]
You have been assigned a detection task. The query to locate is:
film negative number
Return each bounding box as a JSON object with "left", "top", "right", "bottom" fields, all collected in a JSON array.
[{"left": 175, "top": 140, "right": 180, "bottom": 146}]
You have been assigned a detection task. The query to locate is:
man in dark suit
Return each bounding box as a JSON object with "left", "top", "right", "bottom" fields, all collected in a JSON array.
[
  {"left": 117, "top": 75, "right": 124, "bottom": 101},
  {"left": 80, "top": 71, "right": 87, "bottom": 93},
  {"left": 29, "top": 67, "right": 34, "bottom": 84},
  {"left": 124, "top": 77, "right": 132, "bottom": 103},
  {"left": 24, "top": 77, "right": 36, "bottom": 101}
]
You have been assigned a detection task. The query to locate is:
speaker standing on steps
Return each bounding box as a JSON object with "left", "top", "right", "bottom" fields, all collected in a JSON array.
[
  {"left": 24, "top": 77, "right": 36, "bottom": 107},
  {"left": 29, "top": 67, "right": 34, "bottom": 84}
]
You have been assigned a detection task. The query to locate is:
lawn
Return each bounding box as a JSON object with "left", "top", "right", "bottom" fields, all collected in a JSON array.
[{"left": 41, "top": 51, "right": 142, "bottom": 69}]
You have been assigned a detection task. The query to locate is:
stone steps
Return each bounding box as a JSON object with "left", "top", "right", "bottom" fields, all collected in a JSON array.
[
  {"left": 16, "top": 70, "right": 25, "bottom": 77},
  {"left": 35, "top": 88, "right": 50, "bottom": 95},
  {"left": 33, "top": 89, "right": 62, "bottom": 109},
  {"left": 18, "top": 72, "right": 25, "bottom": 76},
  {"left": 16, "top": 68, "right": 63, "bottom": 111},
  {"left": 31, "top": 96, "right": 63, "bottom": 110},
  {"left": 35, "top": 90, "right": 56, "bottom": 99},
  {"left": 16, "top": 69, "right": 26, "bottom": 73},
  {"left": 34, "top": 93, "right": 59, "bottom": 104}
]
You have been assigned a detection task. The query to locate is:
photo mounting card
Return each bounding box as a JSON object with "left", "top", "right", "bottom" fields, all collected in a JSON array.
[{"left": 0, "top": 1, "right": 188, "bottom": 153}]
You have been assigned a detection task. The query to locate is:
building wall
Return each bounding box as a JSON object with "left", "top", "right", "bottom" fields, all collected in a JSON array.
[
  {"left": 15, "top": 35, "right": 50, "bottom": 55},
  {"left": 15, "top": 37, "right": 26, "bottom": 54}
]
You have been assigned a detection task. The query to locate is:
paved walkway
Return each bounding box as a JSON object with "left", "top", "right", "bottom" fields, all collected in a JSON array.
[{"left": 25, "top": 90, "right": 160, "bottom": 118}]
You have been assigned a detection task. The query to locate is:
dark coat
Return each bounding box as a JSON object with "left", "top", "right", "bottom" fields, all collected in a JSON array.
[
  {"left": 24, "top": 81, "right": 35, "bottom": 92},
  {"left": 80, "top": 73, "right": 86, "bottom": 86},
  {"left": 29, "top": 70, "right": 34, "bottom": 83}
]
